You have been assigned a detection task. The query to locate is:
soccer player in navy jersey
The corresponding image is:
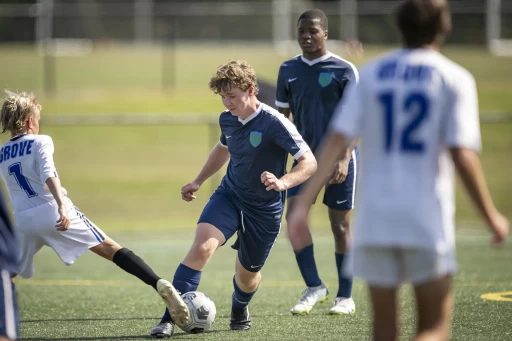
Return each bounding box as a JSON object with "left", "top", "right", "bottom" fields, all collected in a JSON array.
[
  {"left": 0, "top": 194, "right": 18, "bottom": 341},
  {"left": 276, "top": 9, "right": 359, "bottom": 315},
  {"left": 288, "top": 1, "right": 508, "bottom": 340},
  {"left": 151, "top": 60, "right": 317, "bottom": 337}
]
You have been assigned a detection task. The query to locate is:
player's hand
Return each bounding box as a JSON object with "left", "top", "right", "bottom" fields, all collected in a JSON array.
[
  {"left": 181, "top": 182, "right": 200, "bottom": 201},
  {"left": 56, "top": 205, "right": 70, "bottom": 231},
  {"left": 261, "top": 171, "right": 287, "bottom": 192},
  {"left": 330, "top": 160, "right": 349, "bottom": 184},
  {"left": 488, "top": 211, "right": 509, "bottom": 245}
]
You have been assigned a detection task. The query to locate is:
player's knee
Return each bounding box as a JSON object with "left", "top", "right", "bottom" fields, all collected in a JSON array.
[
  {"left": 237, "top": 270, "right": 261, "bottom": 290},
  {"left": 330, "top": 220, "right": 349, "bottom": 239},
  {"left": 192, "top": 239, "right": 217, "bottom": 260}
]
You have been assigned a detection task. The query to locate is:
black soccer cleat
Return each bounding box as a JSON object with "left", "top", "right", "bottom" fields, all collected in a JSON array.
[{"left": 230, "top": 305, "right": 251, "bottom": 331}]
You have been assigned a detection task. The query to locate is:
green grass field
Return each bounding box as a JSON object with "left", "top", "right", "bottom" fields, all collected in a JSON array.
[
  {"left": 0, "top": 43, "right": 511, "bottom": 340},
  {"left": 16, "top": 230, "right": 512, "bottom": 341}
]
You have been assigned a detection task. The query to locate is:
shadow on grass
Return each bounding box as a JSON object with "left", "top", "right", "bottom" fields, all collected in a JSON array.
[{"left": 21, "top": 329, "right": 227, "bottom": 340}]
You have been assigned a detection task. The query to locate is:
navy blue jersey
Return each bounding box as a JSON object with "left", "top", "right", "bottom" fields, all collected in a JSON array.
[
  {"left": 218, "top": 103, "right": 310, "bottom": 213},
  {"left": 276, "top": 52, "right": 359, "bottom": 152},
  {"left": 0, "top": 195, "right": 17, "bottom": 274}
]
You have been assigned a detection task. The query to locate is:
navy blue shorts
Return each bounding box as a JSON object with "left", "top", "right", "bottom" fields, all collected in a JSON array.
[
  {"left": 198, "top": 188, "right": 281, "bottom": 272},
  {"left": 0, "top": 267, "right": 18, "bottom": 340},
  {"left": 288, "top": 148, "right": 359, "bottom": 211}
]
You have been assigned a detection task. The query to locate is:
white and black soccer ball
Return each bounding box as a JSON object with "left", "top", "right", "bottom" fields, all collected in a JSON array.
[{"left": 179, "top": 291, "right": 216, "bottom": 334}]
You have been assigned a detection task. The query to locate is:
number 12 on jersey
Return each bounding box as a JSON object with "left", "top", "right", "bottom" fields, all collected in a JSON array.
[
  {"left": 379, "top": 91, "right": 430, "bottom": 153},
  {"left": 8, "top": 162, "right": 38, "bottom": 197}
]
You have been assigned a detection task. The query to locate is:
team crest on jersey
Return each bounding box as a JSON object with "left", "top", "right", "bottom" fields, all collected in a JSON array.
[
  {"left": 249, "top": 131, "right": 262, "bottom": 147},
  {"left": 318, "top": 72, "right": 334, "bottom": 87}
]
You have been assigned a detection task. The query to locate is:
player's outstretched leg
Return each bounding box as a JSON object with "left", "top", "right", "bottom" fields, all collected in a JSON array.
[
  {"left": 151, "top": 223, "right": 224, "bottom": 338},
  {"left": 230, "top": 257, "right": 260, "bottom": 331},
  {"left": 89, "top": 237, "right": 190, "bottom": 332},
  {"left": 287, "top": 197, "right": 328, "bottom": 315},
  {"left": 328, "top": 208, "right": 355, "bottom": 315}
]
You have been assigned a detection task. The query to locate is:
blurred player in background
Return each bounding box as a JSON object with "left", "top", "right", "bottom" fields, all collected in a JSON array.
[
  {"left": 276, "top": 9, "right": 359, "bottom": 315},
  {"left": 287, "top": 1, "right": 509, "bottom": 340},
  {"left": 151, "top": 60, "right": 316, "bottom": 338},
  {"left": 0, "top": 193, "right": 18, "bottom": 341},
  {"left": 0, "top": 91, "right": 190, "bottom": 329}
]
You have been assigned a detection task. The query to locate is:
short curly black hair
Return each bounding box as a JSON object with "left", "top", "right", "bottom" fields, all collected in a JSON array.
[{"left": 298, "top": 9, "right": 328, "bottom": 31}]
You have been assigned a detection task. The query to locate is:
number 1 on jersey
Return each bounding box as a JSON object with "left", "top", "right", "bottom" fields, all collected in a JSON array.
[
  {"left": 8, "top": 162, "right": 37, "bottom": 197},
  {"left": 379, "top": 91, "right": 430, "bottom": 153}
]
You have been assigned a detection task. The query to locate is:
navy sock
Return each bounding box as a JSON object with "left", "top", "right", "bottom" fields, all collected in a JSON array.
[
  {"left": 335, "top": 253, "right": 353, "bottom": 298},
  {"left": 160, "top": 263, "right": 202, "bottom": 324},
  {"left": 232, "top": 276, "right": 256, "bottom": 310},
  {"left": 295, "top": 244, "right": 322, "bottom": 288}
]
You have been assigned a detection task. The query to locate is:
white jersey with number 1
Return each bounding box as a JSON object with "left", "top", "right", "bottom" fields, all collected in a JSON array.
[
  {"left": 0, "top": 134, "right": 62, "bottom": 213},
  {"left": 0, "top": 134, "right": 107, "bottom": 279},
  {"left": 330, "top": 48, "right": 481, "bottom": 253}
]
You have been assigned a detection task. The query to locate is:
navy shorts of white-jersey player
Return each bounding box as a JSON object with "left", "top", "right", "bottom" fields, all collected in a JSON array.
[
  {"left": 152, "top": 60, "right": 317, "bottom": 337},
  {"left": 0, "top": 91, "right": 190, "bottom": 333},
  {"left": 276, "top": 9, "right": 359, "bottom": 315},
  {"left": 288, "top": 2, "right": 509, "bottom": 341}
]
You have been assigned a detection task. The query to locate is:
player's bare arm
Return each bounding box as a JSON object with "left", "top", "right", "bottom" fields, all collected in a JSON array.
[
  {"left": 331, "top": 140, "right": 358, "bottom": 184},
  {"left": 450, "top": 147, "right": 509, "bottom": 244},
  {"left": 45, "top": 177, "right": 70, "bottom": 231},
  {"left": 287, "top": 132, "right": 350, "bottom": 227},
  {"left": 261, "top": 150, "right": 316, "bottom": 192},
  {"left": 278, "top": 107, "right": 292, "bottom": 121},
  {"left": 181, "top": 142, "right": 230, "bottom": 201}
]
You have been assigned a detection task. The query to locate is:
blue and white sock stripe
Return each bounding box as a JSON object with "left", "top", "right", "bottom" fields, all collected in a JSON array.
[
  {"left": 74, "top": 207, "right": 105, "bottom": 243},
  {"left": 1, "top": 269, "right": 16, "bottom": 341}
]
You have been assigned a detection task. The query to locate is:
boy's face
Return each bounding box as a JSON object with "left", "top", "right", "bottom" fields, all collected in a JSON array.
[
  {"left": 220, "top": 86, "right": 252, "bottom": 116},
  {"left": 297, "top": 18, "right": 327, "bottom": 55},
  {"left": 28, "top": 107, "right": 41, "bottom": 135}
]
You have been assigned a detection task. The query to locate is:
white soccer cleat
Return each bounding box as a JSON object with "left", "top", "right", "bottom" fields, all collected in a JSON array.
[
  {"left": 156, "top": 279, "right": 190, "bottom": 327},
  {"left": 290, "top": 283, "right": 329, "bottom": 315},
  {"left": 329, "top": 297, "right": 356, "bottom": 315}
]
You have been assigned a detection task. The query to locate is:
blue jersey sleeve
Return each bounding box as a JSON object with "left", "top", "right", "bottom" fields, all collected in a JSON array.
[
  {"left": 219, "top": 113, "right": 228, "bottom": 147},
  {"left": 275, "top": 64, "right": 290, "bottom": 108},
  {"left": 272, "top": 115, "right": 310, "bottom": 160},
  {"left": 219, "top": 132, "right": 227, "bottom": 147}
]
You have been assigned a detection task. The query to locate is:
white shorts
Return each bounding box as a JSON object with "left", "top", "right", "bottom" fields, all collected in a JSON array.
[
  {"left": 344, "top": 246, "right": 458, "bottom": 288},
  {"left": 14, "top": 197, "right": 107, "bottom": 278}
]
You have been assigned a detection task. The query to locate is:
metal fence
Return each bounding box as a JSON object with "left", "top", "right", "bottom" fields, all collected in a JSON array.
[{"left": 1, "top": 1, "right": 511, "bottom": 45}]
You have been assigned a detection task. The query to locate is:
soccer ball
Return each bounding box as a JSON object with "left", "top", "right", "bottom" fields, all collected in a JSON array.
[{"left": 179, "top": 291, "right": 216, "bottom": 334}]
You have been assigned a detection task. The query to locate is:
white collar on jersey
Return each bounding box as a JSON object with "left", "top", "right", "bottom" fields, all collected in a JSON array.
[
  {"left": 238, "top": 102, "right": 264, "bottom": 125},
  {"left": 300, "top": 51, "right": 333, "bottom": 66}
]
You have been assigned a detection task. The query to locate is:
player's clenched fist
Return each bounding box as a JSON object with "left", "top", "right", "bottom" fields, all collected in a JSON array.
[
  {"left": 181, "top": 182, "right": 200, "bottom": 201},
  {"left": 261, "top": 171, "right": 287, "bottom": 192}
]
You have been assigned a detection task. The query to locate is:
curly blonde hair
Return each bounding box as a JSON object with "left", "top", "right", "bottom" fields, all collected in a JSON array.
[
  {"left": 209, "top": 60, "right": 259, "bottom": 95},
  {"left": 1, "top": 90, "right": 41, "bottom": 136}
]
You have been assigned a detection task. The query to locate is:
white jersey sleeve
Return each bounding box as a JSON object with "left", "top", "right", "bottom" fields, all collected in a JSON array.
[
  {"left": 329, "top": 79, "right": 365, "bottom": 142},
  {"left": 444, "top": 71, "right": 481, "bottom": 151},
  {"left": 36, "top": 135, "right": 58, "bottom": 183}
]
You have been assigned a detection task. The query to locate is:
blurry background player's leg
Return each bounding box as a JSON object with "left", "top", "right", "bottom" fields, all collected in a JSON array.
[
  {"left": 413, "top": 275, "right": 454, "bottom": 341},
  {"left": 369, "top": 285, "right": 399, "bottom": 341},
  {"left": 286, "top": 195, "right": 328, "bottom": 315}
]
